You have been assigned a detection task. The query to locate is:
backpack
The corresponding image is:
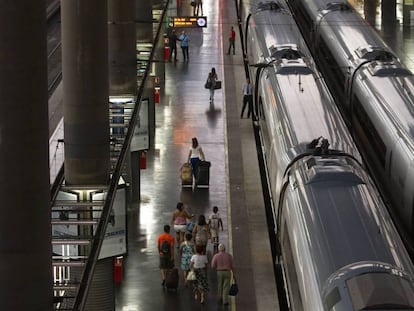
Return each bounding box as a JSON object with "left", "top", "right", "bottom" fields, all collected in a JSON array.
[
  {"left": 161, "top": 240, "right": 171, "bottom": 255},
  {"left": 195, "top": 225, "right": 208, "bottom": 245}
]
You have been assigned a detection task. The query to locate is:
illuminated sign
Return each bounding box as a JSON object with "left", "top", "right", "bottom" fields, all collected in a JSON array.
[{"left": 172, "top": 16, "right": 207, "bottom": 28}]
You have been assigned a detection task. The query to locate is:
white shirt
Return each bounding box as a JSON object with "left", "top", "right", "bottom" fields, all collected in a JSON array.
[
  {"left": 209, "top": 212, "right": 221, "bottom": 229},
  {"left": 189, "top": 146, "right": 203, "bottom": 159},
  {"left": 243, "top": 83, "right": 252, "bottom": 96},
  {"left": 191, "top": 254, "right": 208, "bottom": 269}
]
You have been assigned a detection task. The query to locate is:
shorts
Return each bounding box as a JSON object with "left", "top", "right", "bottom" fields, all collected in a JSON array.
[
  {"left": 210, "top": 228, "right": 218, "bottom": 239},
  {"left": 159, "top": 255, "right": 174, "bottom": 269},
  {"left": 174, "top": 224, "right": 187, "bottom": 233}
]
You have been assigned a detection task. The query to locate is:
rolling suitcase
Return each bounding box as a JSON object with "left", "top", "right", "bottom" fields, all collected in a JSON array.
[
  {"left": 181, "top": 163, "right": 193, "bottom": 187},
  {"left": 165, "top": 268, "right": 179, "bottom": 290},
  {"left": 197, "top": 161, "right": 211, "bottom": 188}
]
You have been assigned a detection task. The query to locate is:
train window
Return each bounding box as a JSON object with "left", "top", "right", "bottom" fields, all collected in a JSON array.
[
  {"left": 325, "top": 287, "right": 341, "bottom": 310},
  {"left": 353, "top": 96, "right": 386, "bottom": 166},
  {"left": 346, "top": 272, "right": 414, "bottom": 310}
]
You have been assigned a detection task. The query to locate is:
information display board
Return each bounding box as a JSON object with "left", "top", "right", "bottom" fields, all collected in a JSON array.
[{"left": 172, "top": 16, "right": 207, "bottom": 28}]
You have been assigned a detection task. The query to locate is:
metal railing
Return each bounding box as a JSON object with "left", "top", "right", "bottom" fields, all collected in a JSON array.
[{"left": 50, "top": 1, "right": 170, "bottom": 309}]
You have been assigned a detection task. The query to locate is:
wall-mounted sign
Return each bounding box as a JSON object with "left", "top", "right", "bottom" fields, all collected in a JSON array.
[{"left": 172, "top": 16, "right": 207, "bottom": 28}]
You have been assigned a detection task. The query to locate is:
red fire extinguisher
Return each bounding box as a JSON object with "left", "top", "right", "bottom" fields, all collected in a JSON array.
[
  {"left": 114, "top": 256, "right": 123, "bottom": 283},
  {"left": 154, "top": 87, "right": 160, "bottom": 104},
  {"left": 140, "top": 151, "right": 147, "bottom": 169}
]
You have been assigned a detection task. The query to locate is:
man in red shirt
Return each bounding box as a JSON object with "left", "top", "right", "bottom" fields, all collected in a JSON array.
[
  {"left": 158, "top": 225, "right": 175, "bottom": 286},
  {"left": 227, "top": 26, "right": 236, "bottom": 55}
]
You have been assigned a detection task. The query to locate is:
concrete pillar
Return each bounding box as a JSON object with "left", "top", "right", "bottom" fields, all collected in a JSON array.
[
  {"left": 62, "top": 0, "right": 110, "bottom": 185},
  {"left": 0, "top": 1, "right": 52, "bottom": 309},
  {"left": 364, "top": 0, "right": 378, "bottom": 26},
  {"left": 109, "top": 0, "right": 137, "bottom": 96},
  {"left": 130, "top": 151, "right": 141, "bottom": 203},
  {"left": 61, "top": 1, "right": 113, "bottom": 310},
  {"left": 381, "top": 0, "right": 397, "bottom": 25},
  {"left": 403, "top": 0, "right": 414, "bottom": 26},
  {"left": 136, "top": 0, "right": 153, "bottom": 42}
]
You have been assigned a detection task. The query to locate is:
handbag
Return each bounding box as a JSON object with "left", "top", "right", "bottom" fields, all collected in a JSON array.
[
  {"left": 186, "top": 270, "right": 196, "bottom": 281},
  {"left": 204, "top": 80, "right": 212, "bottom": 89},
  {"left": 228, "top": 281, "right": 238, "bottom": 296},
  {"left": 190, "top": 0, "right": 195, "bottom": 6},
  {"left": 214, "top": 80, "right": 222, "bottom": 89}
]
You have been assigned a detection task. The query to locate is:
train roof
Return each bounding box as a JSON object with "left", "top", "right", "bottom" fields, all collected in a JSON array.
[
  {"left": 356, "top": 64, "right": 414, "bottom": 151},
  {"left": 249, "top": 0, "right": 310, "bottom": 62},
  {"left": 287, "top": 156, "right": 414, "bottom": 286},
  {"left": 248, "top": 1, "right": 359, "bottom": 158},
  {"left": 311, "top": 1, "right": 397, "bottom": 68},
  {"left": 261, "top": 64, "right": 359, "bottom": 158}
]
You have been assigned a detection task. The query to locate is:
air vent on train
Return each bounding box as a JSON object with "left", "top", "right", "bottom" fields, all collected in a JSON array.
[
  {"left": 269, "top": 45, "right": 302, "bottom": 60},
  {"left": 257, "top": 1, "right": 281, "bottom": 12},
  {"left": 367, "top": 61, "right": 412, "bottom": 77},
  {"left": 305, "top": 158, "right": 364, "bottom": 185},
  {"left": 324, "top": 2, "right": 350, "bottom": 11},
  {"left": 355, "top": 46, "right": 396, "bottom": 62},
  {"left": 274, "top": 59, "right": 312, "bottom": 75}
]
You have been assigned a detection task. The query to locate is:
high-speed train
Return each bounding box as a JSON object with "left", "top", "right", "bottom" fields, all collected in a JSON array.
[
  {"left": 287, "top": 0, "right": 414, "bottom": 249},
  {"left": 242, "top": 1, "right": 414, "bottom": 309}
]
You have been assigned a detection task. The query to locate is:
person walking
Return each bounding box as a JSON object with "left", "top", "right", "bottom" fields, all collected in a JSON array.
[
  {"left": 194, "top": 0, "right": 203, "bottom": 16},
  {"left": 187, "top": 137, "right": 205, "bottom": 182},
  {"left": 211, "top": 243, "right": 235, "bottom": 306},
  {"left": 179, "top": 30, "right": 190, "bottom": 62},
  {"left": 180, "top": 233, "right": 195, "bottom": 283},
  {"left": 241, "top": 78, "right": 253, "bottom": 118},
  {"left": 190, "top": 244, "right": 209, "bottom": 304},
  {"left": 192, "top": 214, "right": 211, "bottom": 254},
  {"left": 206, "top": 67, "right": 218, "bottom": 102},
  {"left": 208, "top": 206, "right": 223, "bottom": 252},
  {"left": 172, "top": 202, "right": 193, "bottom": 245},
  {"left": 157, "top": 225, "right": 175, "bottom": 287},
  {"left": 168, "top": 29, "right": 179, "bottom": 62},
  {"left": 227, "top": 26, "right": 236, "bottom": 55}
]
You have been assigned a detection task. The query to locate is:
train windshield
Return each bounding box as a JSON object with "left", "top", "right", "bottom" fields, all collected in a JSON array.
[{"left": 346, "top": 272, "right": 414, "bottom": 310}]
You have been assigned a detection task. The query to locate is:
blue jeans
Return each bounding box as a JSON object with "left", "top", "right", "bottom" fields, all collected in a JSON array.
[{"left": 190, "top": 157, "right": 200, "bottom": 179}]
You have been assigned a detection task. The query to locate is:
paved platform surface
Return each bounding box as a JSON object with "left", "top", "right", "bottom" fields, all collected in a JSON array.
[{"left": 114, "top": 0, "right": 278, "bottom": 310}]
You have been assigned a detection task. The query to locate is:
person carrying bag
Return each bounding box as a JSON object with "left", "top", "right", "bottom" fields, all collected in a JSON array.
[{"left": 205, "top": 67, "right": 220, "bottom": 102}]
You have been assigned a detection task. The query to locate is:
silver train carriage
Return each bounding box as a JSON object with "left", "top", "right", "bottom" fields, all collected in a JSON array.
[
  {"left": 287, "top": 0, "right": 414, "bottom": 250},
  {"left": 243, "top": 1, "right": 414, "bottom": 310},
  {"left": 280, "top": 155, "right": 414, "bottom": 310},
  {"left": 243, "top": 0, "right": 360, "bottom": 215}
]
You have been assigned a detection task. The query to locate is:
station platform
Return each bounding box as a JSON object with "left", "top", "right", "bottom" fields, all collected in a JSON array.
[
  {"left": 113, "top": 0, "right": 278, "bottom": 310},
  {"left": 44, "top": 1, "right": 414, "bottom": 310}
]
